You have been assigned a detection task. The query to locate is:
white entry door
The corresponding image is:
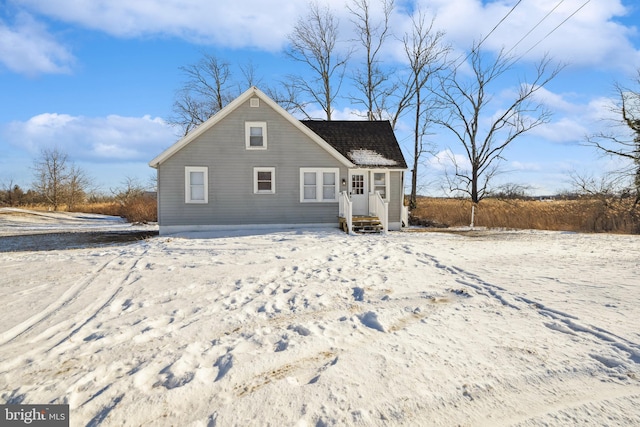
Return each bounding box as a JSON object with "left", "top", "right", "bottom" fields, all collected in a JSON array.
[{"left": 349, "top": 171, "right": 368, "bottom": 215}]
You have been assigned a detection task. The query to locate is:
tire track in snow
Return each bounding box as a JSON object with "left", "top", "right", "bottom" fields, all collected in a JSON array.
[
  {"left": 0, "top": 254, "right": 123, "bottom": 347},
  {"left": 422, "top": 251, "right": 640, "bottom": 377},
  {"left": 0, "top": 245, "right": 149, "bottom": 353},
  {"left": 47, "top": 247, "right": 149, "bottom": 352}
]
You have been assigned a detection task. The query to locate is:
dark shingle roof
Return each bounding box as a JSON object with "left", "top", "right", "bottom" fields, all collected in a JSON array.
[{"left": 301, "top": 120, "right": 407, "bottom": 169}]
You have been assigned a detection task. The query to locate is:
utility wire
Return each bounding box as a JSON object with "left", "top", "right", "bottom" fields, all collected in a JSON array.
[
  {"left": 394, "top": 0, "right": 593, "bottom": 125},
  {"left": 452, "top": 0, "right": 525, "bottom": 70},
  {"left": 515, "top": 0, "right": 591, "bottom": 61},
  {"left": 476, "top": 0, "right": 524, "bottom": 53},
  {"left": 504, "top": 0, "right": 566, "bottom": 57}
]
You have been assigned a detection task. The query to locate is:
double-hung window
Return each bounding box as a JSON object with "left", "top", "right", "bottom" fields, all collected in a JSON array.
[
  {"left": 373, "top": 171, "right": 389, "bottom": 200},
  {"left": 245, "top": 121, "right": 267, "bottom": 149},
  {"left": 300, "top": 168, "right": 339, "bottom": 202},
  {"left": 253, "top": 167, "right": 275, "bottom": 194},
  {"left": 185, "top": 166, "right": 208, "bottom": 203}
]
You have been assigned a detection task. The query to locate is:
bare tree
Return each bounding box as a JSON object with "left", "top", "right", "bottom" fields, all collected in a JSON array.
[
  {"left": 348, "top": 0, "right": 396, "bottom": 120},
  {"left": 32, "top": 147, "right": 70, "bottom": 211},
  {"left": 111, "top": 176, "right": 146, "bottom": 206},
  {"left": 586, "top": 73, "right": 640, "bottom": 203},
  {"left": 285, "top": 1, "right": 350, "bottom": 120},
  {"left": 0, "top": 178, "right": 25, "bottom": 207},
  {"left": 169, "top": 53, "right": 238, "bottom": 136},
  {"left": 32, "top": 148, "right": 93, "bottom": 211},
  {"left": 66, "top": 164, "right": 92, "bottom": 210},
  {"left": 568, "top": 170, "right": 623, "bottom": 199},
  {"left": 239, "top": 60, "right": 263, "bottom": 90},
  {"left": 434, "top": 46, "right": 561, "bottom": 203},
  {"left": 402, "top": 10, "right": 450, "bottom": 209}
]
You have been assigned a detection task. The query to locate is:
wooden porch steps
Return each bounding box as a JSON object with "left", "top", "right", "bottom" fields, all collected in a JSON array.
[{"left": 339, "top": 215, "right": 383, "bottom": 234}]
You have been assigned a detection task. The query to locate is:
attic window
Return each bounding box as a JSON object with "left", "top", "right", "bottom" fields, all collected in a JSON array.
[
  {"left": 245, "top": 121, "right": 267, "bottom": 149},
  {"left": 250, "top": 98, "right": 260, "bottom": 107}
]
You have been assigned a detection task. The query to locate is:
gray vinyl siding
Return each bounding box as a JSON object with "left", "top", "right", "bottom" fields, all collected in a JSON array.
[
  {"left": 388, "top": 171, "right": 403, "bottom": 222},
  {"left": 157, "top": 98, "right": 348, "bottom": 227}
]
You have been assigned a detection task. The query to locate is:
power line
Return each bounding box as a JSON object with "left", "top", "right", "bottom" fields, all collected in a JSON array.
[
  {"left": 504, "top": 0, "right": 567, "bottom": 57},
  {"left": 453, "top": 0, "right": 525, "bottom": 70},
  {"left": 476, "top": 0, "right": 524, "bottom": 53},
  {"left": 516, "top": 0, "right": 592, "bottom": 61}
]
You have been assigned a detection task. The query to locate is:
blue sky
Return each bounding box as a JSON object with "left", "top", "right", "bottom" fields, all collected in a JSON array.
[{"left": 1, "top": 0, "right": 639, "bottom": 196}]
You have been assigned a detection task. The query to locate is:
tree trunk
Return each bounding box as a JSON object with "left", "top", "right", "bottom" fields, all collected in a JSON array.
[{"left": 471, "top": 166, "right": 479, "bottom": 204}]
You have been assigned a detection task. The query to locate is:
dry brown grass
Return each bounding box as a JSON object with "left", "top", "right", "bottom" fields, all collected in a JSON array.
[
  {"left": 411, "top": 197, "right": 640, "bottom": 234},
  {"left": 74, "top": 196, "right": 157, "bottom": 224}
]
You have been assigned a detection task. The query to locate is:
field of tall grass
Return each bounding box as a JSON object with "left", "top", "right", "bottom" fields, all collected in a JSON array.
[
  {"left": 410, "top": 197, "right": 640, "bottom": 234},
  {"left": 9, "top": 195, "right": 639, "bottom": 234},
  {"left": 74, "top": 194, "right": 157, "bottom": 224}
]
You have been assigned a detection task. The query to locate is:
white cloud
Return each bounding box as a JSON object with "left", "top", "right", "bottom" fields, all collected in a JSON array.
[
  {"left": 11, "top": 0, "right": 640, "bottom": 74},
  {"left": 412, "top": 0, "right": 640, "bottom": 72},
  {"left": 530, "top": 117, "right": 589, "bottom": 144},
  {"left": 508, "top": 161, "right": 541, "bottom": 172},
  {"left": 530, "top": 86, "right": 582, "bottom": 114},
  {"left": 17, "top": 0, "right": 308, "bottom": 51},
  {"left": 525, "top": 88, "right": 629, "bottom": 144},
  {"left": 0, "top": 13, "right": 74, "bottom": 75},
  {"left": 427, "top": 149, "right": 471, "bottom": 172},
  {"left": 3, "top": 113, "right": 178, "bottom": 162}
]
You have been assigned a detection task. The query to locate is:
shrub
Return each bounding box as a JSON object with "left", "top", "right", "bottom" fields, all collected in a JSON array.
[{"left": 120, "top": 194, "right": 157, "bottom": 223}]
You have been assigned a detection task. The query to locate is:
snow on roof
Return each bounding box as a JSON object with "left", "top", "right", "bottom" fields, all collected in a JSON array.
[{"left": 348, "top": 149, "right": 398, "bottom": 166}]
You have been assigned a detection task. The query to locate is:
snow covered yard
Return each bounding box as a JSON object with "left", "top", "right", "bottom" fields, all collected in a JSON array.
[{"left": 1, "top": 214, "right": 639, "bottom": 426}]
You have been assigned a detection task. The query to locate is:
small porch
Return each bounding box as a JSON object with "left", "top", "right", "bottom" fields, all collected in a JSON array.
[
  {"left": 338, "top": 191, "right": 389, "bottom": 234},
  {"left": 338, "top": 215, "right": 384, "bottom": 233}
]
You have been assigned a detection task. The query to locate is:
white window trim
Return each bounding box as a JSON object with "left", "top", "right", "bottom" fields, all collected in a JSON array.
[
  {"left": 300, "top": 168, "right": 339, "bottom": 203},
  {"left": 253, "top": 167, "right": 276, "bottom": 194},
  {"left": 245, "top": 121, "right": 267, "bottom": 150},
  {"left": 371, "top": 169, "right": 390, "bottom": 201},
  {"left": 185, "top": 166, "right": 208, "bottom": 204}
]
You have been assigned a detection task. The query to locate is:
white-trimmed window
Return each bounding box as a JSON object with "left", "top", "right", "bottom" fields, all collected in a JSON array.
[
  {"left": 300, "top": 168, "right": 339, "bottom": 202},
  {"left": 253, "top": 167, "right": 275, "bottom": 194},
  {"left": 372, "top": 171, "right": 389, "bottom": 200},
  {"left": 185, "top": 166, "right": 208, "bottom": 204},
  {"left": 245, "top": 121, "right": 267, "bottom": 149}
]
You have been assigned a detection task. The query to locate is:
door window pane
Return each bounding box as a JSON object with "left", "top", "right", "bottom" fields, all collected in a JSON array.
[{"left": 351, "top": 174, "right": 364, "bottom": 195}]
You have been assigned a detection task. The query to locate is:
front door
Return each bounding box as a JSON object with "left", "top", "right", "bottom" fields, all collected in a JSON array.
[{"left": 349, "top": 171, "right": 368, "bottom": 215}]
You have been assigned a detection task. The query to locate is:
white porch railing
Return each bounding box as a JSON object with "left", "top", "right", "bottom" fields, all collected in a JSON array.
[
  {"left": 369, "top": 191, "right": 388, "bottom": 233},
  {"left": 339, "top": 191, "right": 352, "bottom": 234},
  {"left": 401, "top": 204, "right": 409, "bottom": 228}
]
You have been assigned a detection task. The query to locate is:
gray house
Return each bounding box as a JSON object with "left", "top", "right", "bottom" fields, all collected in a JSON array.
[{"left": 149, "top": 87, "right": 408, "bottom": 235}]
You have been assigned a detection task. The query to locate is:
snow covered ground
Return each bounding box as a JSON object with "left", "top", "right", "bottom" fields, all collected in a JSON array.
[{"left": 0, "top": 211, "right": 639, "bottom": 426}]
